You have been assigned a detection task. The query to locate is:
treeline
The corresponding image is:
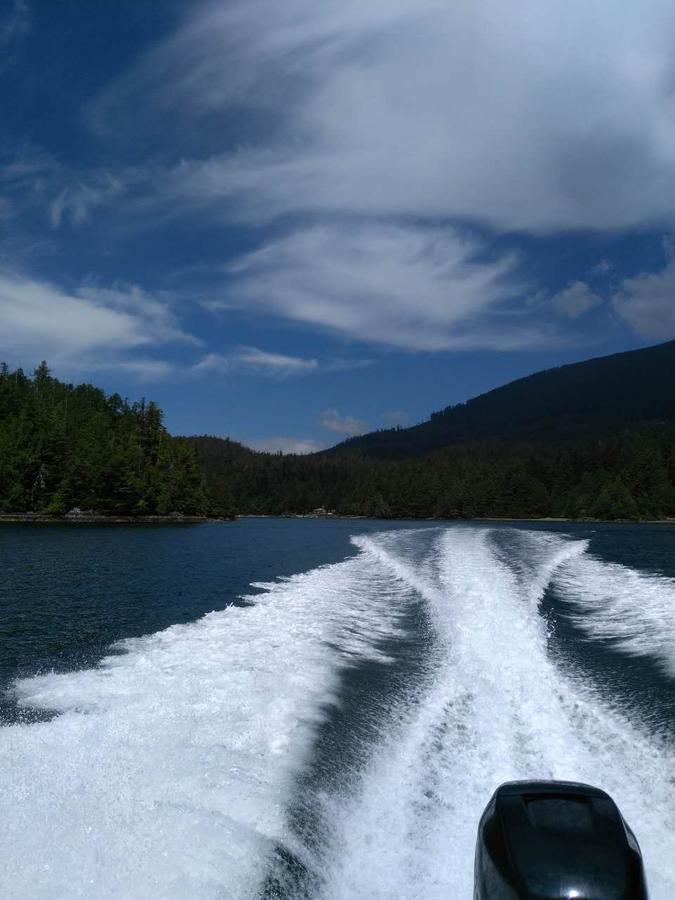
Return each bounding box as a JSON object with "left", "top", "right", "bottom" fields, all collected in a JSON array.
[
  {"left": 0, "top": 363, "right": 212, "bottom": 516},
  {"left": 2, "top": 363, "right": 673, "bottom": 522},
  {"left": 189, "top": 429, "right": 675, "bottom": 521}
]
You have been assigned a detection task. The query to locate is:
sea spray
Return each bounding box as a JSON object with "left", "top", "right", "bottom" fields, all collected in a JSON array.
[
  {"left": 318, "top": 528, "right": 675, "bottom": 899},
  {"left": 0, "top": 553, "right": 408, "bottom": 899},
  {"left": 2, "top": 526, "right": 675, "bottom": 899}
]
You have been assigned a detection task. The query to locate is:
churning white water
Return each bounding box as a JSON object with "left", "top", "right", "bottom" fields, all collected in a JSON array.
[
  {"left": 2, "top": 525, "right": 675, "bottom": 899},
  {"left": 553, "top": 547, "right": 675, "bottom": 675},
  {"left": 0, "top": 553, "right": 409, "bottom": 899},
  {"left": 317, "top": 529, "right": 675, "bottom": 899}
]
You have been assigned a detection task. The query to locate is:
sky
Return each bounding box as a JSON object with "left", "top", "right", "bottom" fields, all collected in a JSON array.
[{"left": 2, "top": 0, "right": 675, "bottom": 452}]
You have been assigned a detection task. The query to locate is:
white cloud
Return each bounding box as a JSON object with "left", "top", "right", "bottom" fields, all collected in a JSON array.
[
  {"left": 592, "top": 259, "right": 613, "bottom": 276},
  {"left": 612, "top": 260, "right": 675, "bottom": 340},
  {"left": 76, "top": 283, "right": 195, "bottom": 345},
  {"left": 0, "top": 271, "right": 193, "bottom": 369},
  {"left": 0, "top": 0, "right": 29, "bottom": 65},
  {"left": 319, "top": 408, "right": 368, "bottom": 436},
  {"left": 195, "top": 346, "right": 375, "bottom": 376},
  {"left": 49, "top": 174, "right": 127, "bottom": 228},
  {"left": 550, "top": 281, "right": 603, "bottom": 318},
  {"left": 245, "top": 435, "right": 324, "bottom": 454},
  {"left": 223, "top": 222, "right": 538, "bottom": 351},
  {"left": 193, "top": 353, "right": 231, "bottom": 374},
  {"left": 382, "top": 410, "right": 410, "bottom": 426},
  {"left": 76, "top": 0, "right": 675, "bottom": 352},
  {"left": 235, "top": 346, "right": 318, "bottom": 374},
  {"left": 83, "top": 357, "right": 175, "bottom": 381},
  {"left": 195, "top": 347, "right": 318, "bottom": 377},
  {"left": 94, "top": 0, "right": 675, "bottom": 233}
]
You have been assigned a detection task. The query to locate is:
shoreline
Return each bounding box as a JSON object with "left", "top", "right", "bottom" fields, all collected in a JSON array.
[
  {"left": 0, "top": 513, "right": 231, "bottom": 525},
  {"left": 240, "top": 513, "right": 675, "bottom": 525},
  {"left": 1, "top": 513, "right": 673, "bottom": 526}
]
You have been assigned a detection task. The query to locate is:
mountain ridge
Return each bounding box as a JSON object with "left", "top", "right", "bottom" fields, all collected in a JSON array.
[{"left": 329, "top": 339, "right": 675, "bottom": 458}]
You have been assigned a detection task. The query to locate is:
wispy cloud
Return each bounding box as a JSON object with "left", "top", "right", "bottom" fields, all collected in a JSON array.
[
  {"left": 0, "top": 0, "right": 29, "bottom": 71},
  {"left": 194, "top": 346, "right": 371, "bottom": 377},
  {"left": 612, "top": 252, "right": 675, "bottom": 340},
  {"left": 382, "top": 410, "right": 410, "bottom": 427},
  {"left": 69, "top": 0, "right": 675, "bottom": 353},
  {"left": 49, "top": 174, "right": 128, "bottom": 228},
  {"left": 244, "top": 435, "right": 324, "bottom": 455},
  {"left": 0, "top": 143, "right": 142, "bottom": 236},
  {"left": 591, "top": 259, "right": 613, "bottom": 277},
  {"left": 91, "top": 0, "right": 675, "bottom": 233},
  {"left": 7, "top": 0, "right": 672, "bottom": 367},
  {"left": 550, "top": 282, "right": 604, "bottom": 319},
  {"left": 83, "top": 357, "right": 176, "bottom": 382},
  {"left": 0, "top": 270, "right": 195, "bottom": 370},
  {"left": 194, "top": 347, "right": 318, "bottom": 378},
  {"left": 319, "top": 408, "right": 368, "bottom": 436},
  {"left": 222, "top": 221, "right": 535, "bottom": 351}
]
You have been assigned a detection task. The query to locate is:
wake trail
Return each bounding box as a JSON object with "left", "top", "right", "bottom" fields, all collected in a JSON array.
[
  {"left": 0, "top": 552, "right": 410, "bottom": 900},
  {"left": 318, "top": 528, "right": 675, "bottom": 900},
  {"left": 553, "top": 548, "right": 675, "bottom": 675},
  {"left": 2, "top": 525, "right": 674, "bottom": 899}
]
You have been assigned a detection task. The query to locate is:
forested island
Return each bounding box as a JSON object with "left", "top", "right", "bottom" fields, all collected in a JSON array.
[
  {"left": 0, "top": 363, "right": 214, "bottom": 518},
  {"left": 2, "top": 342, "right": 675, "bottom": 523}
]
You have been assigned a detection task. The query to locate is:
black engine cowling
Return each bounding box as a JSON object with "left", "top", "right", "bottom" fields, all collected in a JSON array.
[{"left": 474, "top": 780, "right": 648, "bottom": 899}]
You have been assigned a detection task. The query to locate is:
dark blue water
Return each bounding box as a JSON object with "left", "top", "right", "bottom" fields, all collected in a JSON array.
[
  {"left": 0, "top": 518, "right": 430, "bottom": 722},
  {"left": 1, "top": 519, "right": 674, "bottom": 898}
]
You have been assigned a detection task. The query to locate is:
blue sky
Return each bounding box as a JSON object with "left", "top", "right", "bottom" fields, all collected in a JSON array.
[{"left": 2, "top": 0, "right": 675, "bottom": 451}]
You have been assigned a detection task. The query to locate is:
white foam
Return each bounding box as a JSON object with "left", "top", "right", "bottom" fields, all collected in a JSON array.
[
  {"left": 319, "top": 528, "right": 675, "bottom": 900},
  {"left": 0, "top": 553, "right": 408, "bottom": 899},
  {"left": 4, "top": 525, "right": 675, "bottom": 900},
  {"left": 553, "top": 551, "right": 675, "bottom": 675}
]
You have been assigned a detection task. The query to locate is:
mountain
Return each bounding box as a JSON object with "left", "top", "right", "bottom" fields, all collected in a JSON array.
[
  {"left": 332, "top": 340, "right": 675, "bottom": 458},
  {"left": 187, "top": 341, "right": 675, "bottom": 520}
]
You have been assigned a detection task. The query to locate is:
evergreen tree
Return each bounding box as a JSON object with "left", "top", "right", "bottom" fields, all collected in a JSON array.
[{"left": 0, "top": 363, "right": 210, "bottom": 517}]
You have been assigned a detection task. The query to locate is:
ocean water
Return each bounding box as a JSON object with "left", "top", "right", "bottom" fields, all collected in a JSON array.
[{"left": 1, "top": 518, "right": 674, "bottom": 898}]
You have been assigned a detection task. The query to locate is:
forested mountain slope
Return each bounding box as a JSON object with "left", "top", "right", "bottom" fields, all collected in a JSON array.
[
  {"left": 3, "top": 350, "right": 673, "bottom": 523},
  {"left": 333, "top": 340, "right": 675, "bottom": 458},
  {"left": 188, "top": 429, "right": 675, "bottom": 520},
  {"left": 188, "top": 339, "right": 675, "bottom": 521}
]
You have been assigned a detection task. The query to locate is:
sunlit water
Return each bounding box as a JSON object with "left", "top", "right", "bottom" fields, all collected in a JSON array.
[{"left": 1, "top": 519, "right": 674, "bottom": 898}]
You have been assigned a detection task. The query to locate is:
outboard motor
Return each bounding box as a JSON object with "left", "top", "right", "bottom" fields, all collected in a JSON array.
[{"left": 475, "top": 781, "right": 648, "bottom": 899}]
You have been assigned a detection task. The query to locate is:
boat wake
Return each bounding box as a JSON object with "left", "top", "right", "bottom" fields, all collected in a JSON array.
[{"left": 1, "top": 525, "right": 674, "bottom": 898}]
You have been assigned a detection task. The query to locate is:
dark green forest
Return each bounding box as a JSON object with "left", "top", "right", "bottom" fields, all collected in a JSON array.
[
  {"left": 335, "top": 338, "right": 675, "bottom": 457},
  {"left": 2, "top": 355, "right": 675, "bottom": 522},
  {"left": 0, "top": 363, "right": 209, "bottom": 516},
  {"left": 175, "top": 336, "right": 672, "bottom": 523},
  {"left": 188, "top": 429, "right": 675, "bottom": 521}
]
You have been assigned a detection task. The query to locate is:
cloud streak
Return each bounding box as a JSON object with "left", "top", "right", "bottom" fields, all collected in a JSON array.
[
  {"left": 75, "top": 0, "right": 675, "bottom": 353},
  {"left": 0, "top": 0, "right": 29, "bottom": 71},
  {"left": 319, "top": 408, "right": 368, "bottom": 436},
  {"left": 223, "top": 222, "right": 536, "bottom": 351},
  {"left": 195, "top": 347, "right": 319, "bottom": 378},
  {"left": 0, "top": 271, "right": 194, "bottom": 371},
  {"left": 194, "top": 346, "right": 373, "bottom": 377},
  {"left": 94, "top": 0, "right": 675, "bottom": 233},
  {"left": 550, "top": 282, "right": 604, "bottom": 319},
  {"left": 613, "top": 258, "right": 675, "bottom": 340},
  {"left": 244, "top": 435, "right": 324, "bottom": 455},
  {"left": 7, "top": 0, "right": 671, "bottom": 371}
]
